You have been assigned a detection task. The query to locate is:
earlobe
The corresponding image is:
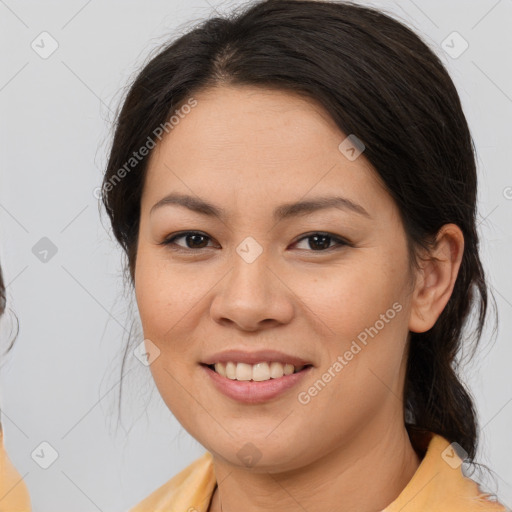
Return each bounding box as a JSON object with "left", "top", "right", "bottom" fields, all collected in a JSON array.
[{"left": 409, "top": 224, "right": 464, "bottom": 333}]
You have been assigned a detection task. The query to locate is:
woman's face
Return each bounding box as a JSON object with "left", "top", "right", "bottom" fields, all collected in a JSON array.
[{"left": 135, "top": 85, "right": 417, "bottom": 471}]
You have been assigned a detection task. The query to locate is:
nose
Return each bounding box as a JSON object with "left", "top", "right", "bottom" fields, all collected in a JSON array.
[{"left": 210, "top": 247, "right": 294, "bottom": 331}]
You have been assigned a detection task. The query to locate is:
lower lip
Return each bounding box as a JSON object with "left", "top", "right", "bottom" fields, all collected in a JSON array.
[{"left": 201, "top": 364, "right": 313, "bottom": 404}]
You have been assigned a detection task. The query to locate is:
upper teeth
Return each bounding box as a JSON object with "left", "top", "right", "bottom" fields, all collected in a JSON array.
[{"left": 213, "top": 361, "right": 305, "bottom": 381}]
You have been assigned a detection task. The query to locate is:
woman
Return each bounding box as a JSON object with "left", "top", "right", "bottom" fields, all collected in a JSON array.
[
  {"left": 102, "top": 0, "right": 507, "bottom": 510},
  {"left": 0, "top": 265, "right": 31, "bottom": 512}
]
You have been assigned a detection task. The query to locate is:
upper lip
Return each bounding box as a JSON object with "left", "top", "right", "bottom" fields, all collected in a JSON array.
[{"left": 202, "top": 349, "right": 313, "bottom": 367}]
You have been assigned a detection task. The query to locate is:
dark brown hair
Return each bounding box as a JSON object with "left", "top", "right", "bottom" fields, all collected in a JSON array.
[
  {"left": 0, "top": 266, "right": 5, "bottom": 318},
  {"left": 102, "top": 0, "right": 496, "bottom": 463},
  {"left": 0, "top": 264, "right": 18, "bottom": 354}
]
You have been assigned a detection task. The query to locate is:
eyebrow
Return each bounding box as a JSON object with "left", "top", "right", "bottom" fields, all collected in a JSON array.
[{"left": 150, "top": 193, "right": 371, "bottom": 220}]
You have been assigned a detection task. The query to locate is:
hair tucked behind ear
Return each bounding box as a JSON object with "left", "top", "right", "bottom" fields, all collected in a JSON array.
[{"left": 102, "top": 0, "right": 496, "bottom": 464}]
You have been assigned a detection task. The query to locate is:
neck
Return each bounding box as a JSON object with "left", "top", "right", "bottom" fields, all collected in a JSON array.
[{"left": 209, "top": 421, "right": 421, "bottom": 512}]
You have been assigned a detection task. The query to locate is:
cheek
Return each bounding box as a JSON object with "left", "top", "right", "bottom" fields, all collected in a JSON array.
[
  {"left": 134, "top": 245, "right": 199, "bottom": 338},
  {"left": 302, "top": 249, "right": 410, "bottom": 397},
  {"left": 134, "top": 257, "right": 168, "bottom": 337},
  {"left": 304, "top": 255, "right": 407, "bottom": 343},
  {"left": 134, "top": 247, "right": 199, "bottom": 421},
  {"left": 133, "top": 243, "right": 213, "bottom": 405}
]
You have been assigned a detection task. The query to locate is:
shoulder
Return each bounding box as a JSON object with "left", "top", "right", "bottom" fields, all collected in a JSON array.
[
  {"left": 0, "top": 427, "right": 31, "bottom": 512},
  {"left": 384, "top": 429, "right": 508, "bottom": 512},
  {"left": 129, "top": 451, "right": 216, "bottom": 512}
]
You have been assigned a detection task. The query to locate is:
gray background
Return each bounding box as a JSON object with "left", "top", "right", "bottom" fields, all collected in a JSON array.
[{"left": 0, "top": 0, "right": 511, "bottom": 511}]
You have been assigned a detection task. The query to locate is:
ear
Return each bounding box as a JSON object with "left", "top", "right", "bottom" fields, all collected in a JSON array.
[{"left": 409, "top": 223, "right": 464, "bottom": 333}]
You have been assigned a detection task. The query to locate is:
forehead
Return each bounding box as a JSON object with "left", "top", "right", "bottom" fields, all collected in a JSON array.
[
  {"left": 152, "top": 86, "right": 342, "bottom": 160},
  {"left": 143, "top": 85, "right": 388, "bottom": 216}
]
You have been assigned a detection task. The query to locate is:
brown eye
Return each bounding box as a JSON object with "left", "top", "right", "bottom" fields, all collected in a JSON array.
[
  {"left": 294, "top": 232, "right": 349, "bottom": 251},
  {"left": 161, "top": 231, "right": 213, "bottom": 250},
  {"left": 160, "top": 230, "right": 350, "bottom": 254}
]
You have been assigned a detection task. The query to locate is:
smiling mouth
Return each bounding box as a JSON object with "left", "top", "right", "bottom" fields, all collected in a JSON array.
[{"left": 203, "top": 362, "right": 313, "bottom": 382}]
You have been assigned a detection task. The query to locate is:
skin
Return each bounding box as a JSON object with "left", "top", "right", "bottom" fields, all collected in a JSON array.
[{"left": 134, "top": 85, "right": 464, "bottom": 512}]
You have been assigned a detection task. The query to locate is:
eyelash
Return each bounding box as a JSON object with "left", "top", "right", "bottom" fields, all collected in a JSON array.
[{"left": 159, "top": 231, "right": 351, "bottom": 254}]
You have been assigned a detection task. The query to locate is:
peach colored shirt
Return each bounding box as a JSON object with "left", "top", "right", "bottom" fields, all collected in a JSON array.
[
  {"left": 0, "top": 427, "right": 30, "bottom": 512},
  {"left": 130, "top": 432, "right": 507, "bottom": 512}
]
